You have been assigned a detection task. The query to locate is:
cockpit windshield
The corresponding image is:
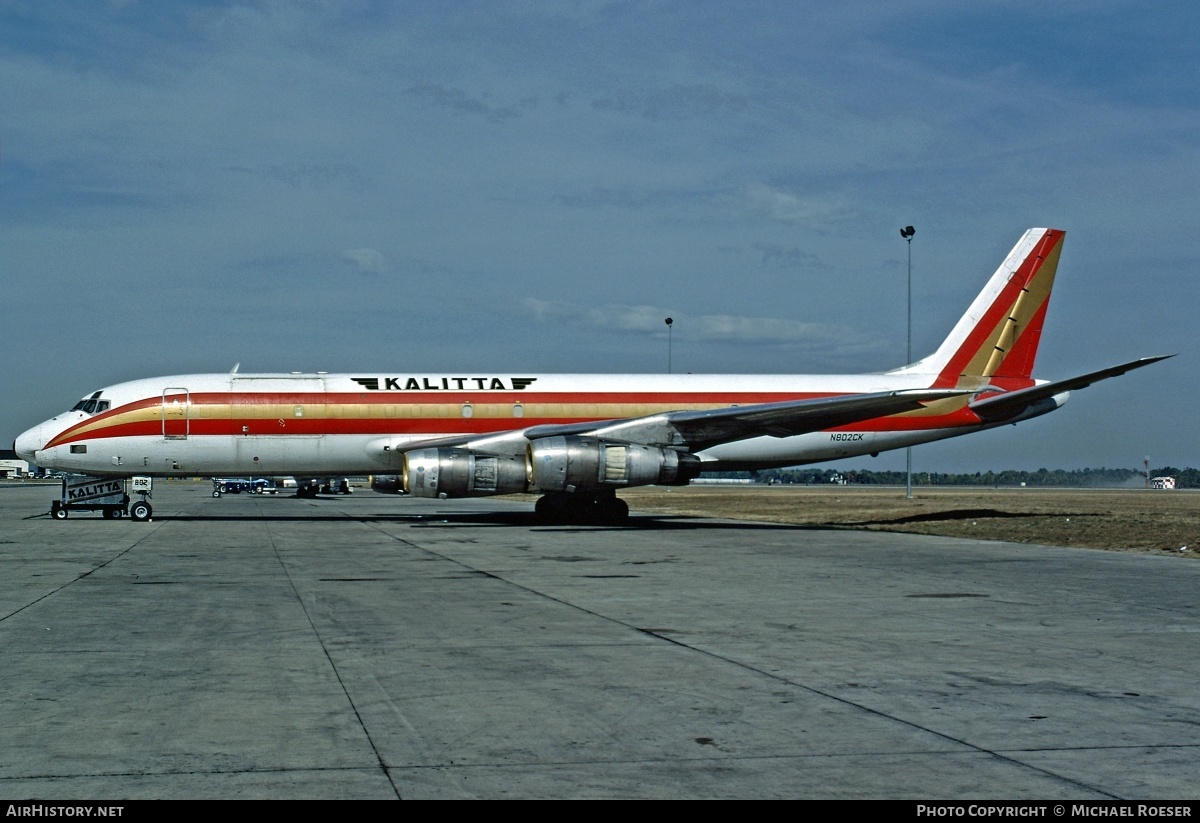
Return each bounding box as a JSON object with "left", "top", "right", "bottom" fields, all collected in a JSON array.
[{"left": 70, "top": 391, "right": 110, "bottom": 415}]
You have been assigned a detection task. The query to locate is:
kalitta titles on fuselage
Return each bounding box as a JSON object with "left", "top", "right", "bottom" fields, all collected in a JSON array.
[{"left": 351, "top": 377, "right": 538, "bottom": 391}]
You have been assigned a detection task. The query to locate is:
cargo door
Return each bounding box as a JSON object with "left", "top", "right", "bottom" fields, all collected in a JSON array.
[{"left": 231, "top": 376, "right": 326, "bottom": 474}]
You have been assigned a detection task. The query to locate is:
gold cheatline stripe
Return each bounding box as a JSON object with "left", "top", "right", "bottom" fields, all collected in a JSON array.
[{"left": 68, "top": 395, "right": 973, "bottom": 439}]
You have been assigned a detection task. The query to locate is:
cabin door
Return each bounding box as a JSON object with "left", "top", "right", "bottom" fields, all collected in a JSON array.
[{"left": 162, "top": 388, "right": 190, "bottom": 440}]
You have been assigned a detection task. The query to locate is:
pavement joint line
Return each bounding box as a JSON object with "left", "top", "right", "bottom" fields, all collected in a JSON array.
[
  {"left": 341, "top": 504, "right": 1122, "bottom": 799},
  {"left": 251, "top": 494, "right": 405, "bottom": 800}
]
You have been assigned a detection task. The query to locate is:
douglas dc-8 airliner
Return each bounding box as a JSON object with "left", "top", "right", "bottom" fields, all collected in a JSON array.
[{"left": 15, "top": 228, "right": 1168, "bottom": 522}]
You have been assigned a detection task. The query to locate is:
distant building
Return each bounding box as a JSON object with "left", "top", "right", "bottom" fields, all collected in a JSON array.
[
  {"left": 1150, "top": 476, "right": 1176, "bottom": 490},
  {"left": 0, "top": 449, "right": 31, "bottom": 479}
]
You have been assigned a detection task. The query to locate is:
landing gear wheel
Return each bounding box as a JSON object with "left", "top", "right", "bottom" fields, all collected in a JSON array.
[
  {"left": 130, "top": 500, "right": 153, "bottom": 522},
  {"left": 534, "top": 493, "right": 629, "bottom": 525},
  {"left": 534, "top": 494, "right": 568, "bottom": 523},
  {"left": 602, "top": 497, "right": 630, "bottom": 523}
]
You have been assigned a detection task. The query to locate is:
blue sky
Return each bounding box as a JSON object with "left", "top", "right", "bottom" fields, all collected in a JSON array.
[{"left": 2, "top": 1, "right": 1195, "bottom": 473}]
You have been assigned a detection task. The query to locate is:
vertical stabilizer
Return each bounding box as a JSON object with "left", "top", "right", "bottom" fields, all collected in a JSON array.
[{"left": 896, "top": 228, "right": 1065, "bottom": 386}]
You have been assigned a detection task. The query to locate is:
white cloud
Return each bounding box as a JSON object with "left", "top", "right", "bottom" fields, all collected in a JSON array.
[
  {"left": 522, "top": 297, "right": 873, "bottom": 351},
  {"left": 742, "top": 183, "right": 857, "bottom": 226},
  {"left": 342, "top": 248, "right": 387, "bottom": 273}
]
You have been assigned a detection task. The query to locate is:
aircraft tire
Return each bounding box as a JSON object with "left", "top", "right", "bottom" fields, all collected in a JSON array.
[
  {"left": 605, "top": 497, "right": 630, "bottom": 523},
  {"left": 130, "top": 501, "right": 152, "bottom": 522},
  {"left": 534, "top": 493, "right": 629, "bottom": 525},
  {"left": 534, "top": 494, "right": 567, "bottom": 523}
]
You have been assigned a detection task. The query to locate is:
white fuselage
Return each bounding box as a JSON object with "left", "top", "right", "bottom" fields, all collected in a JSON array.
[{"left": 15, "top": 370, "right": 1035, "bottom": 479}]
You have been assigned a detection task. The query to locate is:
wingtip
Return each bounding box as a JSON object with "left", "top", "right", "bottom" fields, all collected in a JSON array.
[{"left": 1131, "top": 354, "right": 1176, "bottom": 368}]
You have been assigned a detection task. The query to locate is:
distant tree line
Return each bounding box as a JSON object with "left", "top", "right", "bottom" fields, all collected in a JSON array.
[{"left": 736, "top": 467, "right": 1200, "bottom": 489}]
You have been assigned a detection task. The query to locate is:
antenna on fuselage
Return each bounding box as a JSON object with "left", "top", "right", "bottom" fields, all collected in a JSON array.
[{"left": 230, "top": 363, "right": 240, "bottom": 374}]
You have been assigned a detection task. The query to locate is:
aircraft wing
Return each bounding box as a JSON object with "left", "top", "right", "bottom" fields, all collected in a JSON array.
[
  {"left": 572, "top": 388, "right": 968, "bottom": 451},
  {"left": 371, "top": 388, "right": 968, "bottom": 462},
  {"left": 969, "top": 355, "right": 1173, "bottom": 421}
]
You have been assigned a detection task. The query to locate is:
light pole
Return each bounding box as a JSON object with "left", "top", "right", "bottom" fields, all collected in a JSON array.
[
  {"left": 665, "top": 317, "right": 673, "bottom": 373},
  {"left": 900, "top": 226, "right": 915, "bottom": 499}
]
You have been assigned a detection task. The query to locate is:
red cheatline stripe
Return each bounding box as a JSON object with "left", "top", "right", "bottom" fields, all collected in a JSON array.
[{"left": 46, "top": 399, "right": 991, "bottom": 446}]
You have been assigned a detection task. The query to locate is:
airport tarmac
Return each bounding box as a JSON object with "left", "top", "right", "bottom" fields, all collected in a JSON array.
[{"left": 1, "top": 481, "right": 1197, "bottom": 800}]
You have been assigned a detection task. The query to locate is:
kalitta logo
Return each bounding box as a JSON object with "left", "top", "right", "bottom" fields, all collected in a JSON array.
[
  {"left": 66, "top": 479, "right": 125, "bottom": 501},
  {"left": 352, "top": 377, "right": 538, "bottom": 391}
]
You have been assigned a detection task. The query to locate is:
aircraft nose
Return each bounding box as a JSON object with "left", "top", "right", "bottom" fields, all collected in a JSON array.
[{"left": 14, "top": 422, "right": 49, "bottom": 464}]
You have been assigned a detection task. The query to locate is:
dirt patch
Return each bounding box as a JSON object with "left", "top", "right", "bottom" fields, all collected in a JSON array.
[{"left": 621, "top": 486, "right": 1199, "bottom": 557}]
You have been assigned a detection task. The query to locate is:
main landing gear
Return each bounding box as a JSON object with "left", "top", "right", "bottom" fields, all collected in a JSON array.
[{"left": 533, "top": 490, "right": 630, "bottom": 525}]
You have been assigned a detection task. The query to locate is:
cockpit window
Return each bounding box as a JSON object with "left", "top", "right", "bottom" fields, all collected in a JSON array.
[{"left": 70, "top": 392, "right": 106, "bottom": 415}]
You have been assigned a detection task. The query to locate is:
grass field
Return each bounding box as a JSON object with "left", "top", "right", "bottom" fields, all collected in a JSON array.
[{"left": 622, "top": 485, "right": 1199, "bottom": 557}]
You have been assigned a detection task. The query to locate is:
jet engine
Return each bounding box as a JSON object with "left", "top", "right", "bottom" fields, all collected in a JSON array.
[
  {"left": 401, "top": 448, "right": 528, "bottom": 499},
  {"left": 526, "top": 436, "right": 700, "bottom": 492}
]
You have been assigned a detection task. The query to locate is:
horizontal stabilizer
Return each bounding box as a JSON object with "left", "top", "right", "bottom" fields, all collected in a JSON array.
[{"left": 970, "top": 355, "right": 1173, "bottom": 421}]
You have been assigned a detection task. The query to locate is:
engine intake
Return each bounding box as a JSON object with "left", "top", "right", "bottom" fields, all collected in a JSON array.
[{"left": 527, "top": 436, "right": 700, "bottom": 492}]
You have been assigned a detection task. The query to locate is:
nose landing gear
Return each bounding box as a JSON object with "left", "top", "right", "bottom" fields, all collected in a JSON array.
[{"left": 129, "top": 499, "right": 153, "bottom": 522}]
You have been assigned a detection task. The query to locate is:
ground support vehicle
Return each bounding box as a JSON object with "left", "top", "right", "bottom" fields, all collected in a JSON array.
[
  {"left": 212, "top": 478, "right": 277, "bottom": 497},
  {"left": 50, "top": 475, "right": 153, "bottom": 521}
]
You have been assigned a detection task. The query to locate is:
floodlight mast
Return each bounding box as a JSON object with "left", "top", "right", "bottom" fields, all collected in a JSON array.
[
  {"left": 665, "top": 317, "right": 674, "bottom": 374},
  {"left": 900, "top": 225, "right": 915, "bottom": 500}
]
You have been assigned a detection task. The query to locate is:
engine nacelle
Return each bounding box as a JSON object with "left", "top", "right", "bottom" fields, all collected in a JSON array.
[
  {"left": 401, "top": 448, "right": 529, "bottom": 499},
  {"left": 370, "top": 475, "right": 404, "bottom": 494},
  {"left": 526, "top": 436, "right": 700, "bottom": 492}
]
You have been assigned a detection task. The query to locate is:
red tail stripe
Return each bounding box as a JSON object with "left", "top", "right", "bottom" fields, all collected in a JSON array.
[{"left": 934, "top": 230, "right": 1063, "bottom": 386}]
